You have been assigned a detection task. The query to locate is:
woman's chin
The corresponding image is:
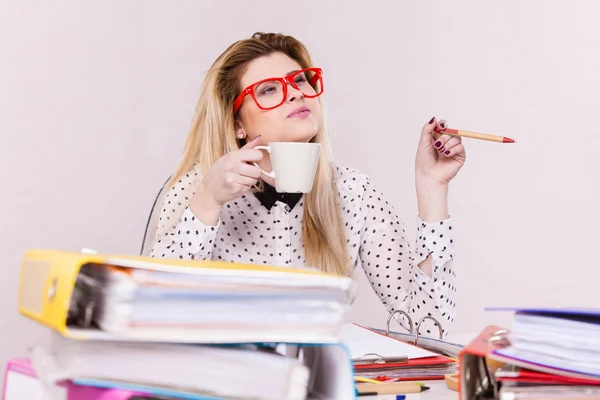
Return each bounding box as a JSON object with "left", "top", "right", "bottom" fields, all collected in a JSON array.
[
  {"left": 286, "top": 124, "right": 320, "bottom": 142},
  {"left": 288, "top": 132, "right": 318, "bottom": 143}
]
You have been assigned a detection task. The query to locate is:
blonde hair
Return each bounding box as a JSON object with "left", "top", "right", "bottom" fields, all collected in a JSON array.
[{"left": 162, "top": 32, "right": 350, "bottom": 276}]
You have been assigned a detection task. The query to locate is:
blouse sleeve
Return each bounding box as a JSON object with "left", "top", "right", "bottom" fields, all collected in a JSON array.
[
  {"left": 149, "top": 168, "right": 220, "bottom": 260},
  {"left": 149, "top": 205, "right": 220, "bottom": 260},
  {"left": 357, "top": 177, "right": 457, "bottom": 337}
]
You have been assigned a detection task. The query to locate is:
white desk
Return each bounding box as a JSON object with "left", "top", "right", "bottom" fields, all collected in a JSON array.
[
  {"left": 407, "top": 381, "right": 456, "bottom": 400},
  {"left": 367, "top": 381, "right": 457, "bottom": 400}
]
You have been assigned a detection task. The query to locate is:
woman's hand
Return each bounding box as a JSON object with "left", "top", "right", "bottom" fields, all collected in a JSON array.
[
  {"left": 415, "top": 117, "right": 467, "bottom": 186},
  {"left": 189, "top": 136, "right": 263, "bottom": 225},
  {"left": 414, "top": 117, "right": 467, "bottom": 222}
]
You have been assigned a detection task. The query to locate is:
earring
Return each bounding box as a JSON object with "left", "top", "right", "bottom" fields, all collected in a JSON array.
[{"left": 236, "top": 132, "right": 245, "bottom": 139}]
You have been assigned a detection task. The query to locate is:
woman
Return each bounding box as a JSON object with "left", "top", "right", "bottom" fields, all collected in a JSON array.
[{"left": 150, "top": 32, "right": 466, "bottom": 337}]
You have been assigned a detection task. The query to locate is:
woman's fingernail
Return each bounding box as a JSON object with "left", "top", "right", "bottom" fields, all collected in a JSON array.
[
  {"left": 440, "top": 122, "right": 446, "bottom": 129},
  {"left": 429, "top": 117, "right": 435, "bottom": 124},
  {"left": 434, "top": 141, "right": 441, "bottom": 148},
  {"left": 444, "top": 150, "right": 450, "bottom": 155},
  {"left": 439, "top": 147, "right": 445, "bottom": 153}
]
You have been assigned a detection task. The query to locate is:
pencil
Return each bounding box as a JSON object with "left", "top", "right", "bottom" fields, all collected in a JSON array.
[
  {"left": 434, "top": 127, "right": 516, "bottom": 143},
  {"left": 356, "top": 381, "right": 430, "bottom": 394},
  {"left": 354, "top": 376, "right": 382, "bottom": 384}
]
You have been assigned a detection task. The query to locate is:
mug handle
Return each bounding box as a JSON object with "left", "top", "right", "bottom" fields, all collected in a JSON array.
[{"left": 253, "top": 146, "right": 276, "bottom": 179}]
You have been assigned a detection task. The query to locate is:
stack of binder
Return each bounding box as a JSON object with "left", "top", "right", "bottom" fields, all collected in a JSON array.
[
  {"left": 459, "top": 307, "right": 600, "bottom": 400},
  {"left": 8, "top": 249, "right": 358, "bottom": 399}
]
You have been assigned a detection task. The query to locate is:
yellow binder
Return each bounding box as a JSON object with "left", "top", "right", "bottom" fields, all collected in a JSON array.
[{"left": 17, "top": 249, "right": 339, "bottom": 341}]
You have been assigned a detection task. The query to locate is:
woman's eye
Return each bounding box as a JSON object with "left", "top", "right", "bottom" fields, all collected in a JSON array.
[
  {"left": 295, "top": 75, "right": 308, "bottom": 85},
  {"left": 259, "top": 85, "right": 278, "bottom": 96}
]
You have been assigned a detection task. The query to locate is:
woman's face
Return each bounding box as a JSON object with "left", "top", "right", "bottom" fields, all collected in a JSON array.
[{"left": 235, "top": 52, "right": 323, "bottom": 144}]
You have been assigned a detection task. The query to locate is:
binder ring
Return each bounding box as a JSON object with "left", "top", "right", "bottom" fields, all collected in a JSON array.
[
  {"left": 488, "top": 328, "right": 510, "bottom": 347},
  {"left": 356, "top": 352, "right": 386, "bottom": 364},
  {"left": 415, "top": 315, "right": 443, "bottom": 346},
  {"left": 491, "top": 329, "right": 509, "bottom": 337},
  {"left": 386, "top": 310, "right": 414, "bottom": 335}
]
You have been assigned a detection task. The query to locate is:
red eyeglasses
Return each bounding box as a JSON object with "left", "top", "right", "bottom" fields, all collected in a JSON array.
[{"left": 233, "top": 67, "right": 324, "bottom": 114}]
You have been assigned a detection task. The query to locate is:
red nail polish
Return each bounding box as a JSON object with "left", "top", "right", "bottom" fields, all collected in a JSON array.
[
  {"left": 439, "top": 122, "right": 446, "bottom": 129},
  {"left": 444, "top": 150, "right": 450, "bottom": 155},
  {"left": 429, "top": 117, "right": 435, "bottom": 124},
  {"left": 434, "top": 141, "right": 441, "bottom": 148}
]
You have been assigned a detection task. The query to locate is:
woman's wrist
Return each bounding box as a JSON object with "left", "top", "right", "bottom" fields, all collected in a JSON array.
[
  {"left": 416, "top": 178, "right": 449, "bottom": 222},
  {"left": 189, "top": 182, "right": 222, "bottom": 226}
]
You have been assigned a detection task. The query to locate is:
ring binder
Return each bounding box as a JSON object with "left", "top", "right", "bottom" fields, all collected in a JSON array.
[
  {"left": 458, "top": 325, "right": 510, "bottom": 400},
  {"left": 347, "top": 323, "right": 458, "bottom": 384},
  {"left": 385, "top": 311, "right": 443, "bottom": 345}
]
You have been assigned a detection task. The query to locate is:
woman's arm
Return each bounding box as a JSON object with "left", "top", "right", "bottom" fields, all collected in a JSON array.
[
  {"left": 357, "top": 177, "right": 457, "bottom": 337},
  {"left": 150, "top": 136, "right": 265, "bottom": 260},
  {"left": 150, "top": 206, "right": 220, "bottom": 260},
  {"left": 359, "top": 115, "right": 465, "bottom": 336},
  {"left": 149, "top": 175, "right": 222, "bottom": 260},
  {"left": 415, "top": 182, "right": 449, "bottom": 277}
]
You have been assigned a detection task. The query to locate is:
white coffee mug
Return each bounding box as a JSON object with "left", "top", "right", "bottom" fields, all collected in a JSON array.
[{"left": 253, "top": 142, "right": 321, "bottom": 193}]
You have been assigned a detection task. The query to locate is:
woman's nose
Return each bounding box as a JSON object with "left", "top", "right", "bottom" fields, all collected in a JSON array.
[{"left": 286, "top": 84, "right": 304, "bottom": 102}]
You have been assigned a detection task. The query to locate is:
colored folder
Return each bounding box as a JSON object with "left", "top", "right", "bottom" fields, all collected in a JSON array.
[
  {"left": 458, "top": 309, "right": 600, "bottom": 399},
  {"left": 17, "top": 249, "right": 354, "bottom": 343},
  {"left": 16, "top": 249, "right": 359, "bottom": 399}
]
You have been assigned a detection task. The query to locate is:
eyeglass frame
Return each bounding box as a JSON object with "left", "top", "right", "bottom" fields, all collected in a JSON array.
[{"left": 232, "top": 67, "right": 324, "bottom": 114}]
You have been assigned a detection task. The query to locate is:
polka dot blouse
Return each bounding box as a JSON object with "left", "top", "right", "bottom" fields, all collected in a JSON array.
[{"left": 150, "top": 164, "right": 457, "bottom": 337}]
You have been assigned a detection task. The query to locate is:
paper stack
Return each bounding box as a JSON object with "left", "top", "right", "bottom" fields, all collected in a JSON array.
[
  {"left": 8, "top": 249, "right": 357, "bottom": 400},
  {"left": 489, "top": 307, "right": 600, "bottom": 399}
]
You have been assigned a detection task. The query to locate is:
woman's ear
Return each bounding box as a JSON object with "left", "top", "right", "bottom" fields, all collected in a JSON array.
[{"left": 234, "top": 119, "right": 246, "bottom": 140}]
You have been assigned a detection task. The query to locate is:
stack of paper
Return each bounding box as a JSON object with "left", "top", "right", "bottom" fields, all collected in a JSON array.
[
  {"left": 16, "top": 250, "right": 357, "bottom": 399},
  {"left": 487, "top": 307, "right": 600, "bottom": 399},
  {"left": 75, "top": 261, "right": 353, "bottom": 343},
  {"left": 491, "top": 308, "right": 600, "bottom": 379},
  {"left": 32, "top": 333, "right": 309, "bottom": 400}
]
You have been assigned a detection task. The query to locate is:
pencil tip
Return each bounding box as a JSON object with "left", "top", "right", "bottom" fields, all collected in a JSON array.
[
  {"left": 421, "top": 386, "right": 430, "bottom": 392},
  {"left": 503, "top": 137, "right": 516, "bottom": 143}
]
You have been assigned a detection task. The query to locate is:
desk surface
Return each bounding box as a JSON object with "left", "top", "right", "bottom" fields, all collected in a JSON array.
[
  {"left": 410, "top": 381, "right": 456, "bottom": 400},
  {"left": 371, "top": 381, "right": 457, "bottom": 400}
]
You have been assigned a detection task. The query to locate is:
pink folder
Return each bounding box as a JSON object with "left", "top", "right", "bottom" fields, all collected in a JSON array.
[{"left": 3, "top": 358, "right": 148, "bottom": 400}]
